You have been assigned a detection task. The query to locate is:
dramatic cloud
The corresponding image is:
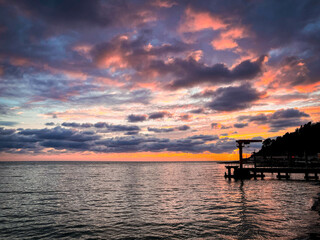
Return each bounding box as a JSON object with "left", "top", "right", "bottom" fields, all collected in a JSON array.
[
  {"left": 187, "top": 134, "right": 219, "bottom": 141},
  {"left": 0, "top": 0, "right": 319, "bottom": 159},
  {"left": 0, "top": 127, "right": 235, "bottom": 154},
  {"left": 148, "top": 127, "right": 174, "bottom": 133},
  {"left": 165, "top": 56, "right": 266, "bottom": 89},
  {"left": 189, "top": 108, "right": 205, "bottom": 114},
  {"left": 0, "top": 128, "right": 16, "bottom": 135},
  {"left": 207, "top": 84, "right": 263, "bottom": 111},
  {"left": 238, "top": 108, "right": 310, "bottom": 132},
  {"left": 177, "top": 125, "right": 191, "bottom": 131},
  {"left": 234, "top": 123, "right": 248, "bottom": 128},
  {"left": 148, "top": 125, "right": 190, "bottom": 133},
  {"left": 148, "top": 111, "right": 171, "bottom": 120},
  {"left": 127, "top": 114, "right": 147, "bottom": 123}
]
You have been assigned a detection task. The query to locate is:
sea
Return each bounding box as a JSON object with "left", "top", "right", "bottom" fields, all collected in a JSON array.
[{"left": 0, "top": 161, "right": 319, "bottom": 240}]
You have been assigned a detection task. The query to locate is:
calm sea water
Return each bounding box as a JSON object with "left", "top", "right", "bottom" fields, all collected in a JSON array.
[{"left": 0, "top": 161, "right": 319, "bottom": 240}]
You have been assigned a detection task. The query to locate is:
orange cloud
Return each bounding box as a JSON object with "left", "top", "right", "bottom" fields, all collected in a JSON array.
[
  {"left": 295, "top": 82, "right": 320, "bottom": 93},
  {"left": 179, "top": 7, "right": 226, "bottom": 33},
  {"left": 211, "top": 27, "right": 247, "bottom": 50},
  {"left": 187, "top": 50, "right": 203, "bottom": 61},
  {"left": 10, "top": 57, "right": 30, "bottom": 66},
  {"left": 301, "top": 106, "right": 320, "bottom": 122},
  {"left": 151, "top": 0, "right": 177, "bottom": 8}
]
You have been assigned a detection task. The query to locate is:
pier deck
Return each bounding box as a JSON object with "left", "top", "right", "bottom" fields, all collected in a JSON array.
[{"left": 225, "top": 166, "right": 320, "bottom": 180}]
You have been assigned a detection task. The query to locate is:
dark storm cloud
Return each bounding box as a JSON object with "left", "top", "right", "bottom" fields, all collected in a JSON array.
[
  {"left": 107, "top": 124, "right": 140, "bottom": 132},
  {"left": 187, "top": 0, "right": 320, "bottom": 87},
  {"left": 148, "top": 127, "right": 175, "bottom": 133},
  {"left": 41, "top": 140, "right": 90, "bottom": 150},
  {"left": 189, "top": 108, "right": 205, "bottom": 114},
  {"left": 62, "top": 121, "right": 141, "bottom": 132},
  {"left": 0, "top": 132, "right": 38, "bottom": 151},
  {"left": 1, "top": 0, "right": 320, "bottom": 98},
  {"left": 6, "top": 0, "right": 160, "bottom": 31},
  {"left": 147, "top": 125, "right": 190, "bottom": 133},
  {"left": 163, "top": 56, "right": 266, "bottom": 89},
  {"left": 0, "top": 2, "right": 160, "bottom": 105},
  {"left": 237, "top": 114, "right": 268, "bottom": 123},
  {"left": 124, "top": 131, "right": 139, "bottom": 135},
  {"left": 0, "top": 126, "right": 236, "bottom": 154},
  {"left": 12, "top": 0, "right": 111, "bottom": 28},
  {"left": 127, "top": 114, "right": 147, "bottom": 122},
  {"left": 237, "top": 108, "right": 310, "bottom": 132},
  {"left": 19, "top": 126, "right": 100, "bottom": 142},
  {"left": 187, "top": 135, "right": 219, "bottom": 141},
  {"left": 90, "top": 31, "right": 266, "bottom": 89},
  {"left": 91, "top": 33, "right": 190, "bottom": 69},
  {"left": 62, "top": 122, "right": 85, "bottom": 128},
  {"left": 234, "top": 123, "right": 248, "bottom": 128},
  {"left": 127, "top": 111, "right": 166, "bottom": 125},
  {"left": 271, "top": 108, "right": 309, "bottom": 119},
  {"left": 0, "top": 128, "right": 16, "bottom": 135},
  {"left": 207, "top": 84, "right": 263, "bottom": 112},
  {"left": 45, "top": 122, "right": 55, "bottom": 126},
  {"left": 177, "top": 125, "right": 190, "bottom": 131},
  {"left": 148, "top": 111, "right": 170, "bottom": 120}
]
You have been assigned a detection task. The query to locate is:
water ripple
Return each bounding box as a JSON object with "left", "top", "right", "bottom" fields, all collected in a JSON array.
[{"left": 0, "top": 161, "right": 319, "bottom": 239}]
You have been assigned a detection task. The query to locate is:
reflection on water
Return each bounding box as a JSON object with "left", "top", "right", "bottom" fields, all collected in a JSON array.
[{"left": 0, "top": 161, "right": 319, "bottom": 239}]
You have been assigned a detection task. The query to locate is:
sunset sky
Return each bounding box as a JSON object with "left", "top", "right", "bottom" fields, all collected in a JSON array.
[{"left": 0, "top": 0, "right": 319, "bottom": 161}]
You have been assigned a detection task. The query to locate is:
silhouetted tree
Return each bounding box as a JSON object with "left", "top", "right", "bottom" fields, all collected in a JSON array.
[{"left": 256, "top": 122, "right": 320, "bottom": 157}]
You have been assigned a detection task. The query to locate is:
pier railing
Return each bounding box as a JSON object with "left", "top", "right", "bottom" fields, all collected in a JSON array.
[{"left": 224, "top": 157, "right": 320, "bottom": 180}]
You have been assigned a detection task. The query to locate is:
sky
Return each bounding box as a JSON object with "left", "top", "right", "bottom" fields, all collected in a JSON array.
[{"left": 0, "top": 0, "right": 320, "bottom": 161}]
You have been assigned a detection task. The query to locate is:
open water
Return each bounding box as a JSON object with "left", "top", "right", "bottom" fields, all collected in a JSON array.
[{"left": 0, "top": 161, "right": 319, "bottom": 239}]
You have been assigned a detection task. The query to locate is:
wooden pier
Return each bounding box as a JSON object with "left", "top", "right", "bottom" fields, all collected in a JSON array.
[
  {"left": 224, "top": 139, "right": 320, "bottom": 180},
  {"left": 225, "top": 166, "right": 320, "bottom": 180}
]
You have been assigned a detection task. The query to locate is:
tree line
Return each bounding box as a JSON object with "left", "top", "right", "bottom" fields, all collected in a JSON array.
[{"left": 256, "top": 122, "right": 320, "bottom": 157}]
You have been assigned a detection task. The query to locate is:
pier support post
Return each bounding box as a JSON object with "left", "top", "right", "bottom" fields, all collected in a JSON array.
[{"left": 277, "top": 172, "right": 290, "bottom": 179}]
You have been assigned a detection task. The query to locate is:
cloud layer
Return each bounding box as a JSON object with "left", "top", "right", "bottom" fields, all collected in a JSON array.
[
  {"left": 0, "top": 126, "right": 235, "bottom": 154},
  {"left": 0, "top": 0, "right": 319, "bottom": 158}
]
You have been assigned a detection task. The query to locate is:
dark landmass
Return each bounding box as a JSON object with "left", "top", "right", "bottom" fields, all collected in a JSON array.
[{"left": 256, "top": 122, "right": 320, "bottom": 157}]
